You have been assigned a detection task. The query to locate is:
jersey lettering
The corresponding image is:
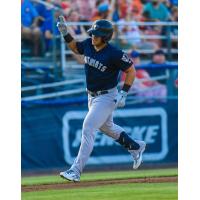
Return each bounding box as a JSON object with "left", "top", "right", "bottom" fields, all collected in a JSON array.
[
  {"left": 78, "top": 39, "right": 133, "bottom": 91},
  {"left": 98, "top": 63, "right": 103, "bottom": 70},
  {"left": 84, "top": 56, "right": 108, "bottom": 72},
  {"left": 89, "top": 58, "right": 95, "bottom": 66},
  {"left": 94, "top": 61, "right": 99, "bottom": 68},
  {"left": 101, "top": 66, "right": 107, "bottom": 72}
]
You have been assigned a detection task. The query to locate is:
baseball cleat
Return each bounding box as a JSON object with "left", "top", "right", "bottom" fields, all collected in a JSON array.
[
  {"left": 60, "top": 170, "right": 80, "bottom": 182},
  {"left": 129, "top": 140, "right": 146, "bottom": 169}
]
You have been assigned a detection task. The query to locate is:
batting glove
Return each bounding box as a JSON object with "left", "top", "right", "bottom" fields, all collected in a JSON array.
[
  {"left": 57, "top": 16, "right": 68, "bottom": 36},
  {"left": 115, "top": 90, "right": 128, "bottom": 108}
]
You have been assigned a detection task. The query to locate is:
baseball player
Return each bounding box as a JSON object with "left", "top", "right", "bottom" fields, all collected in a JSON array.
[{"left": 57, "top": 16, "right": 146, "bottom": 182}]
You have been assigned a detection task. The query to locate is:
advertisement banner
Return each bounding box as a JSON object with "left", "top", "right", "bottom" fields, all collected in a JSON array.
[
  {"left": 22, "top": 100, "right": 177, "bottom": 170},
  {"left": 62, "top": 107, "right": 168, "bottom": 165}
]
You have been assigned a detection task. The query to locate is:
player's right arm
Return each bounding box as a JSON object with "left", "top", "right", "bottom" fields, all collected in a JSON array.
[
  {"left": 57, "top": 16, "right": 80, "bottom": 54},
  {"left": 66, "top": 40, "right": 79, "bottom": 54}
]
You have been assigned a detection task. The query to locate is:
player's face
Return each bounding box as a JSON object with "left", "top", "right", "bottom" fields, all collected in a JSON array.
[{"left": 92, "top": 35, "right": 104, "bottom": 46}]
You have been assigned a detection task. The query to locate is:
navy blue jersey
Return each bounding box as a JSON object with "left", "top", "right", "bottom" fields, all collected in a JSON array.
[{"left": 76, "top": 38, "right": 133, "bottom": 92}]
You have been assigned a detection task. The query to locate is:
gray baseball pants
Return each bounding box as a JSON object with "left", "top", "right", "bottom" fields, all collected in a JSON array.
[{"left": 70, "top": 87, "right": 124, "bottom": 176}]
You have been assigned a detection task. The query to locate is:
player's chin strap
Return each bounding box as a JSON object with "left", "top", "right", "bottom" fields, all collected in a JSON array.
[{"left": 116, "top": 132, "right": 140, "bottom": 150}]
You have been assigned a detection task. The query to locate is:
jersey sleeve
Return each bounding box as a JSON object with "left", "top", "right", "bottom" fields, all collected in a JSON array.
[
  {"left": 76, "top": 38, "right": 90, "bottom": 55},
  {"left": 113, "top": 49, "right": 133, "bottom": 71}
]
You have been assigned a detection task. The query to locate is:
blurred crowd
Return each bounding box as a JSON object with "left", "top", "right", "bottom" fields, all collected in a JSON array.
[
  {"left": 21, "top": 0, "right": 178, "bottom": 57},
  {"left": 21, "top": 0, "right": 178, "bottom": 99}
]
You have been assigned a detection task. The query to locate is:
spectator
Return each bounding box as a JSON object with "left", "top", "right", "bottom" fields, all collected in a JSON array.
[
  {"left": 112, "top": 0, "right": 120, "bottom": 22},
  {"left": 34, "top": 1, "right": 64, "bottom": 53},
  {"left": 21, "top": 0, "right": 42, "bottom": 56},
  {"left": 117, "top": 9, "right": 158, "bottom": 50},
  {"left": 148, "top": 49, "right": 168, "bottom": 84},
  {"left": 131, "top": 50, "right": 167, "bottom": 101},
  {"left": 91, "top": 0, "right": 115, "bottom": 21},
  {"left": 66, "top": 9, "right": 88, "bottom": 64},
  {"left": 161, "top": 5, "right": 177, "bottom": 48},
  {"left": 72, "top": 0, "right": 95, "bottom": 21},
  {"left": 91, "top": 2, "right": 110, "bottom": 21},
  {"left": 117, "top": 10, "right": 141, "bottom": 47},
  {"left": 133, "top": 68, "right": 167, "bottom": 102},
  {"left": 35, "top": 0, "right": 52, "bottom": 20},
  {"left": 140, "top": 3, "right": 165, "bottom": 49},
  {"left": 41, "top": 8, "right": 61, "bottom": 53},
  {"left": 121, "top": 50, "right": 167, "bottom": 101},
  {"left": 151, "top": 49, "right": 166, "bottom": 64},
  {"left": 60, "top": 0, "right": 72, "bottom": 17},
  {"left": 171, "top": 6, "right": 178, "bottom": 21},
  {"left": 60, "top": 0, "right": 70, "bottom": 10},
  {"left": 161, "top": 0, "right": 172, "bottom": 10},
  {"left": 118, "top": 0, "right": 128, "bottom": 19},
  {"left": 67, "top": 9, "right": 87, "bottom": 37},
  {"left": 130, "top": 50, "right": 141, "bottom": 65},
  {"left": 139, "top": 9, "right": 152, "bottom": 33},
  {"left": 170, "top": 5, "right": 178, "bottom": 29},
  {"left": 131, "top": 0, "right": 143, "bottom": 21},
  {"left": 143, "top": 0, "right": 170, "bottom": 21}
]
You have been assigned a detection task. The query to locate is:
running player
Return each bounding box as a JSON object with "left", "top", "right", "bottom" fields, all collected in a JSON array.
[{"left": 57, "top": 16, "right": 146, "bottom": 182}]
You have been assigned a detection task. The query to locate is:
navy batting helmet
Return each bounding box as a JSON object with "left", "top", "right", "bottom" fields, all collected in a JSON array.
[{"left": 87, "top": 19, "right": 114, "bottom": 42}]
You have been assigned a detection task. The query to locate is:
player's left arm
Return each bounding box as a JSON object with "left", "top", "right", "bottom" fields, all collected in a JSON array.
[
  {"left": 122, "top": 64, "right": 136, "bottom": 91},
  {"left": 115, "top": 64, "right": 136, "bottom": 108}
]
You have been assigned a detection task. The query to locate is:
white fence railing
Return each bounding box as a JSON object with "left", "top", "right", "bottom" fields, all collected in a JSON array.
[
  {"left": 21, "top": 79, "right": 84, "bottom": 92},
  {"left": 21, "top": 73, "right": 169, "bottom": 101},
  {"left": 59, "top": 21, "right": 178, "bottom": 26}
]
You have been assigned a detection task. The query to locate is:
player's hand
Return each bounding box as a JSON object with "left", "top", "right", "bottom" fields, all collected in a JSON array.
[
  {"left": 57, "top": 15, "right": 68, "bottom": 36},
  {"left": 115, "top": 90, "right": 128, "bottom": 108}
]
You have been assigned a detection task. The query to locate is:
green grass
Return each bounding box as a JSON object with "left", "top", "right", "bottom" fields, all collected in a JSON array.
[
  {"left": 22, "top": 182, "right": 178, "bottom": 200},
  {"left": 22, "top": 168, "right": 178, "bottom": 186}
]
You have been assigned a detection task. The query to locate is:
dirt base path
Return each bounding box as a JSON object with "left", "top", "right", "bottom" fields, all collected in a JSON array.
[{"left": 22, "top": 176, "right": 177, "bottom": 192}]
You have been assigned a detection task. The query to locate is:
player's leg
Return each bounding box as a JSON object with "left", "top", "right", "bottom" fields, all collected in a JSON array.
[
  {"left": 99, "top": 113, "right": 123, "bottom": 139},
  {"left": 60, "top": 94, "right": 116, "bottom": 181},
  {"left": 60, "top": 95, "right": 95, "bottom": 181},
  {"left": 99, "top": 114, "right": 140, "bottom": 149},
  {"left": 100, "top": 114, "right": 146, "bottom": 169}
]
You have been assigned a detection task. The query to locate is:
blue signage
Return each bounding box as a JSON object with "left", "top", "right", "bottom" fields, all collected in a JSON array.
[
  {"left": 22, "top": 100, "right": 177, "bottom": 170},
  {"left": 62, "top": 107, "right": 168, "bottom": 165}
]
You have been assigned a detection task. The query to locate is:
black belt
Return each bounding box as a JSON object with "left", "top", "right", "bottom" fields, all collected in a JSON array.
[{"left": 87, "top": 89, "right": 108, "bottom": 97}]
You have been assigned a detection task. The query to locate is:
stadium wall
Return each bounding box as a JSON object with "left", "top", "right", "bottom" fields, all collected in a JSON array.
[{"left": 21, "top": 100, "right": 178, "bottom": 170}]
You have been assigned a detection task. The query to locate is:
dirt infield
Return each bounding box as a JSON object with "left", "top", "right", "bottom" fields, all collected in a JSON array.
[{"left": 22, "top": 176, "right": 177, "bottom": 192}]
